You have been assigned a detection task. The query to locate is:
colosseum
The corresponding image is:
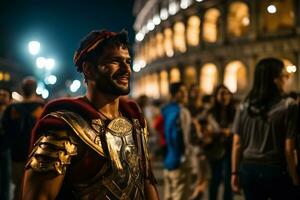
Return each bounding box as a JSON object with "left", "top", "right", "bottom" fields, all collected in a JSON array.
[{"left": 132, "top": 0, "right": 299, "bottom": 99}]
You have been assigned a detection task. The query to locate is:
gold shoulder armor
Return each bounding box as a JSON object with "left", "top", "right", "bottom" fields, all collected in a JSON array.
[{"left": 26, "top": 130, "right": 78, "bottom": 175}]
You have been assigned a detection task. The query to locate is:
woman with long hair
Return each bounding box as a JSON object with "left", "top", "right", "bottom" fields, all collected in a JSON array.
[
  {"left": 206, "top": 85, "right": 236, "bottom": 200},
  {"left": 231, "top": 58, "right": 298, "bottom": 200}
]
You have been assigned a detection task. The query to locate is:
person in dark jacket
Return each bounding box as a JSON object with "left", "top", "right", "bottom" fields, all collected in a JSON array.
[
  {"left": 0, "top": 88, "right": 12, "bottom": 200},
  {"left": 3, "top": 77, "right": 44, "bottom": 200}
]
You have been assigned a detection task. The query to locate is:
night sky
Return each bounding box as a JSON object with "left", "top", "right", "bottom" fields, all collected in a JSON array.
[{"left": 0, "top": 0, "right": 135, "bottom": 95}]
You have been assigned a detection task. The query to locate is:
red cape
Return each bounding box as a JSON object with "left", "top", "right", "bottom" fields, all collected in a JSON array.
[{"left": 30, "top": 97, "right": 145, "bottom": 150}]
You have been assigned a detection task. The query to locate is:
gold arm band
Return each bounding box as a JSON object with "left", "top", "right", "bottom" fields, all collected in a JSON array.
[
  {"left": 26, "top": 130, "right": 78, "bottom": 175},
  {"left": 28, "top": 157, "right": 66, "bottom": 175}
]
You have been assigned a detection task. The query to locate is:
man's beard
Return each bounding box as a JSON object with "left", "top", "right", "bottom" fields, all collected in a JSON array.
[{"left": 95, "top": 70, "right": 130, "bottom": 96}]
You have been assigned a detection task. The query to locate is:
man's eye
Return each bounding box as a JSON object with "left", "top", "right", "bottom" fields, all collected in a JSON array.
[{"left": 110, "top": 60, "right": 119, "bottom": 64}]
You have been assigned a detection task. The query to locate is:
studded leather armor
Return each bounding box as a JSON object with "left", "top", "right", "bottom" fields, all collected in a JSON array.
[{"left": 26, "top": 110, "right": 154, "bottom": 200}]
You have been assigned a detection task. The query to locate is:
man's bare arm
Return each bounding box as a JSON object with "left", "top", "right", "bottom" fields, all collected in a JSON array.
[
  {"left": 22, "top": 169, "right": 65, "bottom": 200},
  {"left": 145, "top": 179, "right": 159, "bottom": 200}
]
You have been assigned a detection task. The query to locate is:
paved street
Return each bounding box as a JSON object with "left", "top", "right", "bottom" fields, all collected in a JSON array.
[{"left": 152, "top": 160, "right": 244, "bottom": 200}]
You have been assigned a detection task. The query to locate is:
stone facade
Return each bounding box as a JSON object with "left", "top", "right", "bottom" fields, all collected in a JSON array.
[{"left": 132, "top": 0, "right": 300, "bottom": 99}]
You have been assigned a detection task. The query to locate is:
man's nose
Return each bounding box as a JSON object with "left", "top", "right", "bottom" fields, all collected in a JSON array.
[{"left": 121, "top": 62, "right": 131, "bottom": 73}]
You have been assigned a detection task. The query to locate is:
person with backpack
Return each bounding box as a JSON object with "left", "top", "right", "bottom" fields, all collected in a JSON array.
[
  {"left": 2, "top": 77, "right": 44, "bottom": 200},
  {"left": 161, "top": 82, "right": 194, "bottom": 200}
]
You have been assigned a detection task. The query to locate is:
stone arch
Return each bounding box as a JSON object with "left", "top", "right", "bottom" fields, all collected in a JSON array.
[
  {"left": 200, "top": 63, "right": 219, "bottom": 94},
  {"left": 223, "top": 60, "right": 248, "bottom": 93},
  {"left": 227, "top": 1, "right": 250, "bottom": 37},
  {"left": 203, "top": 8, "right": 221, "bottom": 42},
  {"left": 187, "top": 15, "right": 200, "bottom": 46}
]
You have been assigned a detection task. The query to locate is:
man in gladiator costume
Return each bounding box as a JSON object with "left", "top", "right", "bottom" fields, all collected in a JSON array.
[{"left": 22, "top": 30, "right": 159, "bottom": 200}]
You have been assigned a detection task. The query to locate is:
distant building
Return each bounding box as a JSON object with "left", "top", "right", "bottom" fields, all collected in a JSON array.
[{"left": 132, "top": 0, "right": 299, "bottom": 99}]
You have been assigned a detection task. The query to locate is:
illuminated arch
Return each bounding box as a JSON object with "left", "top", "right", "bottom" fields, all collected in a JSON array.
[
  {"left": 164, "top": 28, "right": 174, "bottom": 57},
  {"left": 223, "top": 61, "right": 247, "bottom": 93},
  {"left": 143, "top": 74, "right": 159, "bottom": 98},
  {"left": 145, "top": 75, "right": 152, "bottom": 96},
  {"left": 200, "top": 63, "right": 218, "bottom": 94},
  {"left": 259, "top": 0, "right": 295, "bottom": 33},
  {"left": 203, "top": 8, "right": 221, "bottom": 42},
  {"left": 151, "top": 73, "right": 160, "bottom": 99},
  {"left": 184, "top": 66, "right": 197, "bottom": 87},
  {"left": 156, "top": 33, "right": 165, "bottom": 58},
  {"left": 170, "top": 68, "right": 181, "bottom": 83},
  {"left": 187, "top": 15, "right": 200, "bottom": 46},
  {"left": 173, "top": 22, "right": 187, "bottom": 53},
  {"left": 227, "top": 2, "right": 250, "bottom": 37},
  {"left": 141, "top": 44, "right": 146, "bottom": 63},
  {"left": 160, "top": 70, "right": 169, "bottom": 97},
  {"left": 149, "top": 37, "right": 157, "bottom": 61}
]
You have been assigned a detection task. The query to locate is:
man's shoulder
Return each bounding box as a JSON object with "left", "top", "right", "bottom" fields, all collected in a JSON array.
[
  {"left": 30, "top": 98, "right": 83, "bottom": 150},
  {"left": 42, "top": 97, "right": 99, "bottom": 119},
  {"left": 180, "top": 106, "right": 191, "bottom": 117},
  {"left": 43, "top": 97, "right": 82, "bottom": 113},
  {"left": 33, "top": 98, "right": 88, "bottom": 134},
  {"left": 120, "top": 97, "right": 145, "bottom": 127},
  {"left": 161, "top": 102, "right": 179, "bottom": 114}
]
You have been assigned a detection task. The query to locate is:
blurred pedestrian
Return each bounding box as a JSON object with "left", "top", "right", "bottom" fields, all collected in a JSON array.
[
  {"left": 3, "top": 77, "right": 44, "bottom": 200},
  {"left": 231, "top": 58, "right": 298, "bottom": 200},
  {"left": 188, "top": 84, "right": 202, "bottom": 117},
  {"left": 206, "top": 85, "right": 236, "bottom": 200},
  {"left": 161, "top": 82, "right": 194, "bottom": 200},
  {"left": 0, "top": 88, "right": 12, "bottom": 200},
  {"left": 186, "top": 84, "right": 208, "bottom": 199},
  {"left": 137, "top": 95, "right": 161, "bottom": 159}
]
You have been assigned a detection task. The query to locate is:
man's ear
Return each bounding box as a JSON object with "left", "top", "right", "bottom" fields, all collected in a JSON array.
[{"left": 82, "top": 62, "right": 95, "bottom": 80}]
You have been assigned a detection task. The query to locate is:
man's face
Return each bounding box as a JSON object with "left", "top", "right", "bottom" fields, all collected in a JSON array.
[
  {"left": 176, "top": 85, "right": 188, "bottom": 104},
  {"left": 94, "top": 45, "right": 131, "bottom": 95}
]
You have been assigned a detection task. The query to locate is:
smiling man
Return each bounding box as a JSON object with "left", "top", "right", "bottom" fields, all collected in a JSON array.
[{"left": 22, "top": 30, "right": 159, "bottom": 200}]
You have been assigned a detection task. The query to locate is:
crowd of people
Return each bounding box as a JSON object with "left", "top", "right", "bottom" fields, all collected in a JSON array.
[
  {"left": 0, "top": 28, "right": 299, "bottom": 200},
  {"left": 139, "top": 58, "right": 300, "bottom": 200}
]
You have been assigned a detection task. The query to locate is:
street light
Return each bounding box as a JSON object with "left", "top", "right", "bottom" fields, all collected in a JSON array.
[
  {"left": 70, "top": 80, "right": 81, "bottom": 92},
  {"left": 42, "top": 89, "right": 49, "bottom": 99},
  {"left": 36, "top": 57, "right": 55, "bottom": 70},
  {"left": 28, "top": 41, "right": 41, "bottom": 55},
  {"left": 36, "top": 82, "right": 45, "bottom": 95},
  {"left": 46, "top": 75, "right": 57, "bottom": 85},
  {"left": 45, "top": 58, "right": 55, "bottom": 70},
  {"left": 36, "top": 57, "right": 46, "bottom": 68}
]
